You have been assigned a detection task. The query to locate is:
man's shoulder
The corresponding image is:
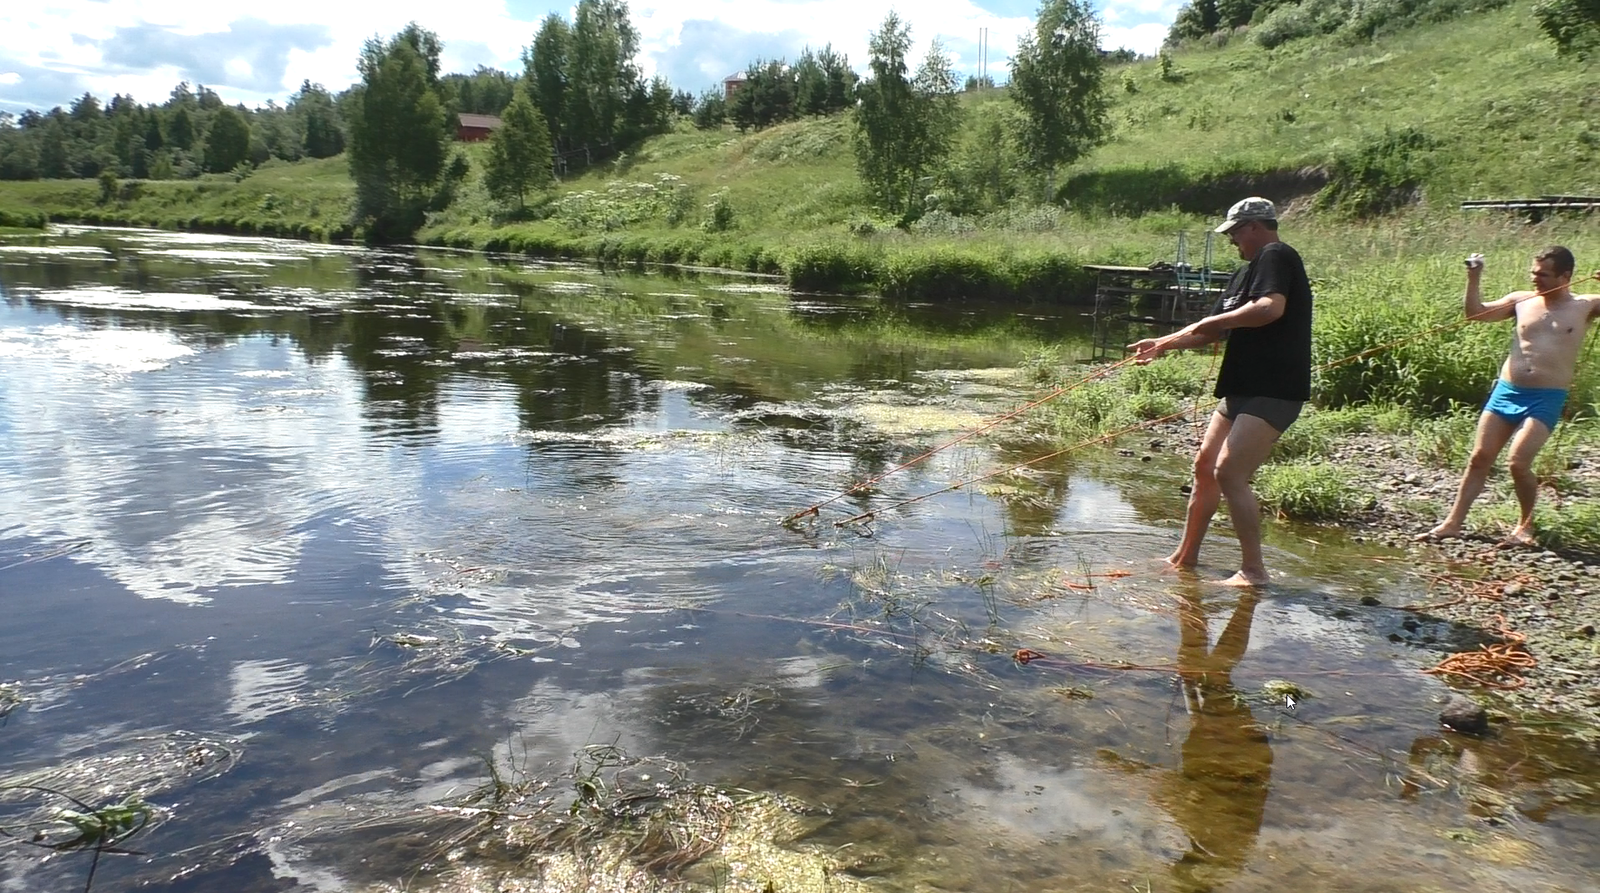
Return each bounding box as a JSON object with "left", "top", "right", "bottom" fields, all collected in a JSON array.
[{"left": 1259, "top": 240, "right": 1306, "bottom": 267}]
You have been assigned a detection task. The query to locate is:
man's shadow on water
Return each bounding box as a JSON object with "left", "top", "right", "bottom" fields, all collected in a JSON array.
[{"left": 1154, "top": 582, "right": 1275, "bottom": 892}]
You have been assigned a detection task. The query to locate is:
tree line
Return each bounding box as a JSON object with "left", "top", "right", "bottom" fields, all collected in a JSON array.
[
  {"left": 851, "top": 0, "right": 1108, "bottom": 219},
  {"left": 692, "top": 45, "right": 860, "bottom": 132},
  {"left": 0, "top": 0, "right": 1115, "bottom": 240},
  {"left": 0, "top": 81, "right": 344, "bottom": 181}
]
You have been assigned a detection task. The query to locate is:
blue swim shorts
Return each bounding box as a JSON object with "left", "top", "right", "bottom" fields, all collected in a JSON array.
[{"left": 1484, "top": 379, "right": 1568, "bottom": 431}]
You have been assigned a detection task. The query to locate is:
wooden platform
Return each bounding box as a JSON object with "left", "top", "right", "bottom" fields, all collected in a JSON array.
[{"left": 1460, "top": 196, "right": 1600, "bottom": 221}]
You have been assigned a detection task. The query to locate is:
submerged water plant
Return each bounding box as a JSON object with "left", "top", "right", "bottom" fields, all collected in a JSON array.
[{"left": 0, "top": 786, "right": 156, "bottom": 893}]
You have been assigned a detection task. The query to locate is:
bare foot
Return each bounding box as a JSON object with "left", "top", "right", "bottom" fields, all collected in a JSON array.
[
  {"left": 1163, "top": 549, "right": 1197, "bottom": 568},
  {"left": 1216, "top": 570, "right": 1269, "bottom": 587},
  {"left": 1414, "top": 523, "right": 1461, "bottom": 542},
  {"left": 1499, "top": 527, "right": 1537, "bottom": 548},
  {"left": 1158, "top": 559, "right": 1196, "bottom": 577}
]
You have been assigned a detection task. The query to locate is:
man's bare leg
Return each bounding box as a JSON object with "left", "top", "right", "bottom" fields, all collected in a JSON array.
[
  {"left": 1211, "top": 414, "right": 1282, "bottom": 587},
  {"left": 1503, "top": 419, "right": 1553, "bottom": 546},
  {"left": 1167, "top": 412, "right": 1231, "bottom": 570},
  {"left": 1418, "top": 412, "right": 1517, "bottom": 540}
]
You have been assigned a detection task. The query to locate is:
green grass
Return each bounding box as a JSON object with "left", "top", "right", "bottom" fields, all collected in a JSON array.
[
  {"left": 0, "top": 155, "right": 355, "bottom": 240},
  {"left": 1091, "top": 8, "right": 1599, "bottom": 207},
  {"left": 1256, "top": 461, "right": 1375, "bottom": 520}
]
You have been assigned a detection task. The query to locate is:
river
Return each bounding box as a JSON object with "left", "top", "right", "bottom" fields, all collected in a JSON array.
[{"left": 0, "top": 226, "right": 1594, "bottom": 892}]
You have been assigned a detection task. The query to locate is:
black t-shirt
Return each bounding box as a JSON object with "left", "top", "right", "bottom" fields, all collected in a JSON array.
[{"left": 1211, "top": 241, "right": 1313, "bottom": 401}]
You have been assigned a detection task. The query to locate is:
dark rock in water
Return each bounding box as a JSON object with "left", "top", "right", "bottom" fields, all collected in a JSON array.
[
  {"left": 1441, "top": 694, "right": 1489, "bottom": 735},
  {"left": 1360, "top": 595, "right": 1382, "bottom": 607}
]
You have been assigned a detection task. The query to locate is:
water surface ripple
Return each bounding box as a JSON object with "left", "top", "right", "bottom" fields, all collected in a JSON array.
[{"left": 0, "top": 227, "right": 1594, "bottom": 893}]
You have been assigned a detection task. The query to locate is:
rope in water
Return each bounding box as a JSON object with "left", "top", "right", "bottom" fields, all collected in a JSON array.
[
  {"left": 781, "top": 352, "right": 1146, "bottom": 524},
  {"left": 789, "top": 269, "right": 1600, "bottom": 528}
]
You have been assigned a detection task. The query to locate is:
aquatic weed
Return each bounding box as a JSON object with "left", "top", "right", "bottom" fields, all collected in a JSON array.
[{"left": 0, "top": 786, "right": 156, "bottom": 893}]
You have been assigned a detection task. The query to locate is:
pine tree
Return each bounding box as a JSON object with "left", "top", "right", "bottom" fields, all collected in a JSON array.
[
  {"left": 347, "top": 23, "right": 452, "bottom": 241},
  {"left": 484, "top": 88, "right": 554, "bottom": 209}
]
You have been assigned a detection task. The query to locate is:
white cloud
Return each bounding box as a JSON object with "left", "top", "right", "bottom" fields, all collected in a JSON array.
[{"left": 0, "top": 2, "right": 1182, "bottom": 109}]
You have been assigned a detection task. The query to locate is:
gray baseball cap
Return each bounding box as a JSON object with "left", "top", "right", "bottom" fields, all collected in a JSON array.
[{"left": 1215, "top": 196, "right": 1277, "bottom": 233}]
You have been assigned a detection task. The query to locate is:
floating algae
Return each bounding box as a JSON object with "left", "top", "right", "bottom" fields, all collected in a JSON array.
[
  {"left": 1259, "top": 679, "right": 1313, "bottom": 708},
  {"left": 262, "top": 747, "right": 873, "bottom": 893},
  {"left": 847, "top": 402, "right": 988, "bottom": 438}
]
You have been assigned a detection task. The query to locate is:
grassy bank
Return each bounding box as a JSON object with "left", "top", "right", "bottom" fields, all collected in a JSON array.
[{"left": 0, "top": 156, "right": 356, "bottom": 242}]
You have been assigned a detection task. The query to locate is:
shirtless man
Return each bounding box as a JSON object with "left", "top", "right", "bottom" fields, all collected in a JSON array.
[{"left": 1421, "top": 246, "right": 1600, "bottom": 545}]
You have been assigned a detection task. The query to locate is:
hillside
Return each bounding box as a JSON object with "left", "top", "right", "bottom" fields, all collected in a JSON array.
[
  {"left": 0, "top": 6, "right": 1594, "bottom": 289},
  {"left": 415, "top": 6, "right": 1596, "bottom": 271},
  {"left": 1071, "top": 6, "right": 1600, "bottom": 212}
]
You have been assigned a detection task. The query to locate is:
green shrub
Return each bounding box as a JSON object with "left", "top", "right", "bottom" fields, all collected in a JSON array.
[
  {"left": 1317, "top": 127, "right": 1437, "bottom": 217},
  {"left": 1120, "top": 356, "right": 1210, "bottom": 398},
  {"left": 1125, "top": 391, "right": 1183, "bottom": 420},
  {"left": 787, "top": 242, "right": 882, "bottom": 292},
  {"left": 1253, "top": 0, "right": 1510, "bottom": 48},
  {"left": 1021, "top": 345, "right": 1064, "bottom": 383},
  {"left": 880, "top": 248, "right": 1007, "bottom": 301},
  {"left": 1535, "top": 0, "right": 1600, "bottom": 57},
  {"left": 1313, "top": 260, "right": 1506, "bottom": 413},
  {"left": 702, "top": 190, "right": 735, "bottom": 233},
  {"left": 0, "top": 208, "right": 47, "bottom": 228},
  {"left": 1256, "top": 461, "right": 1372, "bottom": 521}
]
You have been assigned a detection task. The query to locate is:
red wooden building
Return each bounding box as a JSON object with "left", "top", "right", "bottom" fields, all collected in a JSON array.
[{"left": 456, "top": 113, "right": 503, "bottom": 142}]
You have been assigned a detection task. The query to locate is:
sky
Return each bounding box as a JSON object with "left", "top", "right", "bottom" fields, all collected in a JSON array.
[{"left": 0, "top": 1, "right": 1182, "bottom": 114}]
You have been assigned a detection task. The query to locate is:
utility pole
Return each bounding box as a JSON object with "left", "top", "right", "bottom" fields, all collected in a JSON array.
[{"left": 979, "top": 27, "right": 987, "bottom": 89}]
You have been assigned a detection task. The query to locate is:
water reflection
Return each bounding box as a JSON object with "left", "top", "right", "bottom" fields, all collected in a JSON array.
[
  {"left": 1160, "top": 584, "right": 1272, "bottom": 890},
  {"left": 1, "top": 227, "right": 1598, "bottom": 893}
]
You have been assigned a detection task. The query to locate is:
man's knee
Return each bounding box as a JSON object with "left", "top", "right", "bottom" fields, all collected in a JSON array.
[
  {"left": 1467, "top": 447, "right": 1500, "bottom": 473},
  {"left": 1508, "top": 454, "right": 1539, "bottom": 480},
  {"left": 1214, "top": 455, "right": 1259, "bottom": 492}
]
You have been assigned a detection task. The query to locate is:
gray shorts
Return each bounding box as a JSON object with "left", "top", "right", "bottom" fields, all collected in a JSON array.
[{"left": 1217, "top": 396, "right": 1304, "bottom": 433}]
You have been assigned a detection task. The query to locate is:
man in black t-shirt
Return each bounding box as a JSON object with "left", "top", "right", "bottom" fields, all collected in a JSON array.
[{"left": 1129, "top": 197, "right": 1313, "bottom": 586}]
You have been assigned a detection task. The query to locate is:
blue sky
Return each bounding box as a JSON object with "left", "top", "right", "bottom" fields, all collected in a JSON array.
[{"left": 0, "top": 1, "right": 1182, "bottom": 114}]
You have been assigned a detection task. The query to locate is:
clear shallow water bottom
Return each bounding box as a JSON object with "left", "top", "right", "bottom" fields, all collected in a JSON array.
[{"left": 0, "top": 227, "right": 1594, "bottom": 892}]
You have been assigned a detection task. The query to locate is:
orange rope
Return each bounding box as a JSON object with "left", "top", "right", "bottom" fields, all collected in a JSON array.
[
  {"left": 836, "top": 404, "right": 1210, "bottom": 526},
  {"left": 1423, "top": 615, "right": 1537, "bottom": 689},
  {"left": 1317, "top": 270, "right": 1600, "bottom": 372},
  {"left": 782, "top": 353, "right": 1143, "bottom": 523}
]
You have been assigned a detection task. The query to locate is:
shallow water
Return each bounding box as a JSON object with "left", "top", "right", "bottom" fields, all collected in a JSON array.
[{"left": 0, "top": 226, "right": 1595, "bottom": 892}]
